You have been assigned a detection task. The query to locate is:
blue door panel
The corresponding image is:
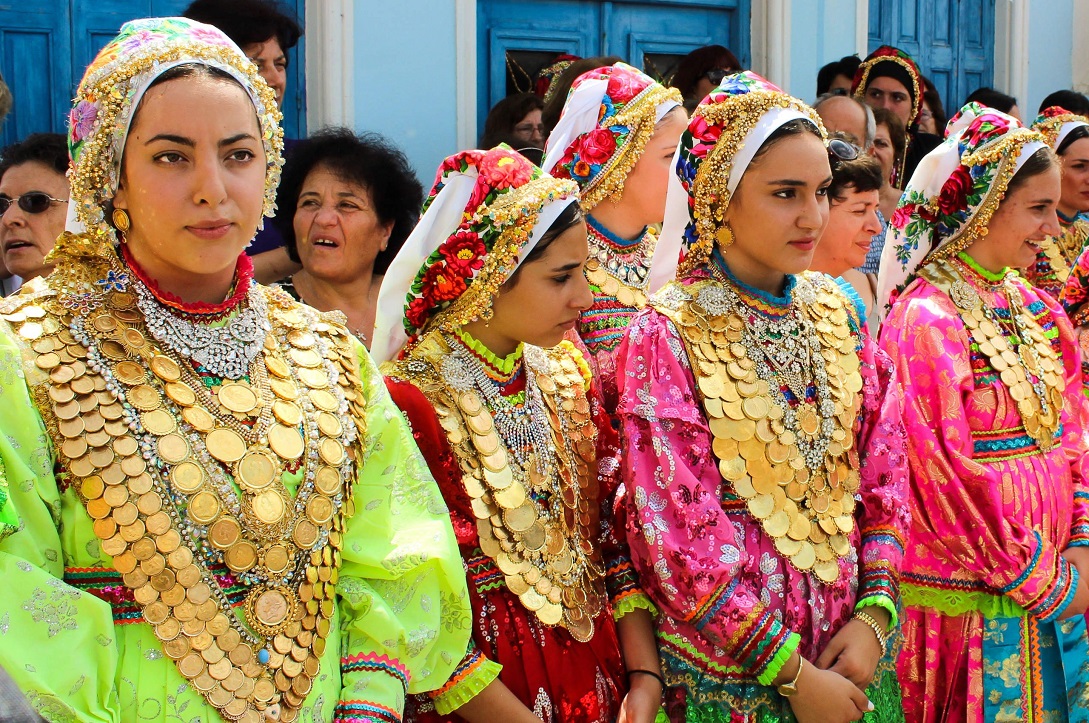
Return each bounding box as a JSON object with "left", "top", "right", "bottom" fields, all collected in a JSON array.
[{"left": 0, "top": 5, "right": 71, "bottom": 147}]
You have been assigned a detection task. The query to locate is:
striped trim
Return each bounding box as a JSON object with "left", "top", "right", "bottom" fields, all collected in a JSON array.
[
  {"left": 64, "top": 564, "right": 247, "bottom": 623},
  {"left": 333, "top": 701, "right": 401, "bottom": 723},
  {"left": 431, "top": 645, "right": 488, "bottom": 699},
  {"left": 687, "top": 580, "right": 791, "bottom": 678},
  {"left": 1070, "top": 491, "right": 1089, "bottom": 547},
  {"left": 972, "top": 424, "right": 1063, "bottom": 462},
  {"left": 341, "top": 653, "right": 409, "bottom": 694},
  {"left": 466, "top": 551, "right": 504, "bottom": 595}
]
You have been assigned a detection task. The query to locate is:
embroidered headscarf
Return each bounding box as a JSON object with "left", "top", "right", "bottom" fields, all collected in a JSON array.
[
  {"left": 373, "top": 146, "right": 579, "bottom": 365},
  {"left": 65, "top": 16, "right": 284, "bottom": 245},
  {"left": 542, "top": 62, "right": 682, "bottom": 211},
  {"left": 1032, "top": 106, "right": 1089, "bottom": 152},
  {"left": 535, "top": 53, "right": 580, "bottom": 103},
  {"left": 852, "top": 45, "right": 926, "bottom": 129},
  {"left": 651, "top": 71, "right": 825, "bottom": 288},
  {"left": 876, "top": 103, "right": 1048, "bottom": 311}
]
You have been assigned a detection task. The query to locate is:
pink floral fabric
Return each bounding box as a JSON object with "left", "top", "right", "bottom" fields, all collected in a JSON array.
[
  {"left": 615, "top": 282, "right": 908, "bottom": 718},
  {"left": 879, "top": 274, "right": 1089, "bottom": 722}
]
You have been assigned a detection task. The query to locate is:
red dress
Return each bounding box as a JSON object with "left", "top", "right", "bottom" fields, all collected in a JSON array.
[{"left": 384, "top": 346, "right": 631, "bottom": 722}]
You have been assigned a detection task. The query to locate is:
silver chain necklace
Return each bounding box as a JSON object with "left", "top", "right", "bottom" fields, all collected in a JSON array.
[{"left": 134, "top": 280, "right": 270, "bottom": 380}]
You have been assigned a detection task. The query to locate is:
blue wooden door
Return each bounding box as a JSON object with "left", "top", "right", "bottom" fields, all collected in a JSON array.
[
  {"left": 477, "top": 0, "right": 750, "bottom": 138},
  {"left": 868, "top": 0, "right": 994, "bottom": 119},
  {"left": 1, "top": 0, "right": 305, "bottom": 148}
]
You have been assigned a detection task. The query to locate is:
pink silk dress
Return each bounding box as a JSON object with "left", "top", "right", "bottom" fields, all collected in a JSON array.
[
  {"left": 880, "top": 268, "right": 1089, "bottom": 723},
  {"left": 615, "top": 272, "right": 909, "bottom": 722}
]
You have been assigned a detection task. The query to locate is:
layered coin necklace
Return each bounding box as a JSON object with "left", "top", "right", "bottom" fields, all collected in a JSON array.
[
  {"left": 583, "top": 215, "right": 656, "bottom": 310},
  {"left": 655, "top": 268, "right": 864, "bottom": 583},
  {"left": 921, "top": 253, "right": 1065, "bottom": 449},
  {"left": 6, "top": 249, "right": 367, "bottom": 723},
  {"left": 389, "top": 333, "right": 606, "bottom": 641}
]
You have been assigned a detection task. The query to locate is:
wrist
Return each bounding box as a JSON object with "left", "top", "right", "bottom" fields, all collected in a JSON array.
[
  {"left": 852, "top": 611, "right": 890, "bottom": 652},
  {"left": 776, "top": 655, "right": 804, "bottom": 697},
  {"left": 625, "top": 668, "right": 664, "bottom": 693}
]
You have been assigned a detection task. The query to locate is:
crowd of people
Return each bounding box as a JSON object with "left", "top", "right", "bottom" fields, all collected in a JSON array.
[{"left": 2, "top": 2, "right": 1089, "bottom": 723}]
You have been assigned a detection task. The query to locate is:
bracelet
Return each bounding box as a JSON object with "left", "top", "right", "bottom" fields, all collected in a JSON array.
[
  {"left": 626, "top": 669, "right": 665, "bottom": 689},
  {"left": 852, "top": 610, "right": 889, "bottom": 651},
  {"left": 776, "top": 656, "right": 803, "bottom": 697}
]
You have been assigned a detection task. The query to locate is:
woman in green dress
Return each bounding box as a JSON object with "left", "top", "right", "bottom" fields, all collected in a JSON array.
[{"left": 0, "top": 17, "right": 470, "bottom": 723}]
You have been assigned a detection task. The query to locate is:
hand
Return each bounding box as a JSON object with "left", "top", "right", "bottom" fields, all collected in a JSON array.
[
  {"left": 617, "top": 673, "right": 662, "bottom": 723},
  {"left": 814, "top": 618, "right": 885, "bottom": 690},
  {"left": 788, "top": 662, "right": 872, "bottom": 723}
]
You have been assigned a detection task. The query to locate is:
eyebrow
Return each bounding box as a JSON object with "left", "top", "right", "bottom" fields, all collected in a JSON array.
[
  {"left": 551, "top": 261, "right": 583, "bottom": 273},
  {"left": 145, "top": 133, "right": 257, "bottom": 147},
  {"left": 299, "top": 190, "right": 366, "bottom": 200},
  {"left": 767, "top": 176, "right": 833, "bottom": 187}
]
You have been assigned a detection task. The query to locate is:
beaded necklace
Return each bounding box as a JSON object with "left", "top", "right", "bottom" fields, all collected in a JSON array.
[{"left": 583, "top": 214, "right": 656, "bottom": 309}]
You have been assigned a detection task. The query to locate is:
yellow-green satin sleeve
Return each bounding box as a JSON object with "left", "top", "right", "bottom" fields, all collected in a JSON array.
[
  {"left": 0, "top": 324, "right": 121, "bottom": 722},
  {"left": 333, "top": 346, "right": 471, "bottom": 722}
]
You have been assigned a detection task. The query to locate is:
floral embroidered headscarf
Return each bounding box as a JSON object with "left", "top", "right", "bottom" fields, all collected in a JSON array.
[
  {"left": 542, "top": 62, "right": 682, "bottom": 211},
  {"left": 1032, "top": 106, "right": 1089, "bottom": 152},
  {"left": 876, "top": 103, "right": 1048, "bottom": 310},
  {"left": 651, "top": 71, "right": 825, "bottom": 288},
  {"left": 65, "top": 16, "right": 283, "bottom": 245},
  {"left": 372, "top": 146, "right": 578, "bottom": 364},
  {"left": 852, "top": 45, "right": 926, "bottom": 129}
]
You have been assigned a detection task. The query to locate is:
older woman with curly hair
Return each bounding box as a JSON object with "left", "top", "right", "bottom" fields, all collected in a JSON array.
[{"left": 275, "top": 127, "right": 423, "bottom": 348}]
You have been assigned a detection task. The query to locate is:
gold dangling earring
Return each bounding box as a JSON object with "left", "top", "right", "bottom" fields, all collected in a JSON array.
[
  {"left": 715, "top": 223, "right": 734, "bottom": 249},
  {"left": 112, "top": 208, "right": 131, "bottom": 241}
]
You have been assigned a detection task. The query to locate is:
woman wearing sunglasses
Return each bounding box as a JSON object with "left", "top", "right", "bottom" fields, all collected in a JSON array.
[
  {"left": 0, "top": 133, "right": 69, "bottom": 284},
  {"left": 616, "top": 71, "right": 908, "bottom": 722}
]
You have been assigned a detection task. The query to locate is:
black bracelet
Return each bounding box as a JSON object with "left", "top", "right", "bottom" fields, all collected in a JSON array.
[{"left": 626, "top": 669, "right": 666, "bottom": 688}]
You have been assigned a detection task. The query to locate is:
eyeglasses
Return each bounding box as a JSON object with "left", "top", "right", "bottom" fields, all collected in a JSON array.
[
  {"left": 0, "top": 192, "right": 67, "bottom": 215},
  {"left": 828, "top": 138, "right": 860, "bottom": 169},
  {"left": 703, "top": 68, "right": 740, "bottom": 86},
  {"left": 513, "top": 123, "right": 546, "bottom": 137},
  {"left": 828, "top": 87, "right": 850, "bottom": 97}
]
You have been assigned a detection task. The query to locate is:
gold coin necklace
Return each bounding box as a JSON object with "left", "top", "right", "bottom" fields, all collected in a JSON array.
[{"left": 584, "top": 216, "right": 656, "bottom": 309}]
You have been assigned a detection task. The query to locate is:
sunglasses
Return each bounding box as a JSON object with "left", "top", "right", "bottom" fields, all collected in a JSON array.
[
  {"left": 828, "top": 138, "right": 860, "bottom": 168},
  {"left": 0, "top": 192, "right": 67, "bottom": 215}
]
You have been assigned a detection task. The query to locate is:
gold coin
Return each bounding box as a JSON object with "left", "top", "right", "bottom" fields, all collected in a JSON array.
[
  {"left": 171, "top": 461, "right": 205, "bottom": 494},
  {"left": 775, "top": 535, "right": 803, "bottom": 556},
  {"left": 58, "top": 417, "right": 85, "bottom": 438},
  {"left": 465, "top": 412, "right": 493, "bottom": 436},
  {"left": 114, "top": 361, "right": 146, "bottom": 386},
  {"left": 290, "top": 347, "right": 323, "bottom": 368},
  {"left": 268, "top": 424, "right": 304, "bottom": 460},
  {"left": 813, "top": 559, "right": 840, "bottom": 583},
  {"left": 502, "top": 503, "right": 536, "bottom": 532},
  {"left": 155, "top": 528, "right": 181, "bottom": 553},
  {"left": 100, "top": 532, "right": 126, "bottom": 555},
  {"left": 254, "top": 588, "right": 291, "bottom": 626},
  {"left": 164, "top": 637, "right": 190, "bottom": 660},
  {"left": 458, "top": 392, "right": 483, "bottom": 415},
  {"left": 48, "top": 384, "right": 75, "bottom": 404},
  {"left": 49, "top": 365, "right": 76, "bottom": 384},
  {"left": 141, "top": 409, "right": 176, "bottom": 436},
  {"left": 270, "top": 377, "right": 299, "bottom": 400},
  {"left": 266, "top": 355, "right": 291, "bottom": 379},
  {"left": 150, "top": 355, "right": 182, "bottom": 382},
  {"left": 123, "top": 329, "right": 147, "bottom": 349},
  {"left": 747, "top": 494, "right": 775, "bottom": 519},
  {"left": 237, "top": 451, "right": 279, "bottom": 490},
  {"left": 494, "top": 482, "right": 527, "bottom": 509},
  {"left": 792, "top": 541, "right": 817, "bottom": 570},
  {"left": 718, "top": 456, "right": 747, "bottom": 482},
  {"left": 252, "top": 490, "right": 286, "bottom": 524},
  {"left": 157, "top": 434, "right": 189, "bottom": 464},
  {"left": 207, "top": 428, "right": 247, "bottom": 463},
  {"left": 165, "top": 382, "right": 196, "bottom": 407},
  {"left": 293, "top": 520, "right": 319, "bottom": 549},
  {"left": 35, "top": 352, "right": 60, "bottom": 370},
  {"left": 54, "top": 399, "right": 82, "bottom": 420},
  {"left": 313, "top": 466, "right": 341, "bottom": 496},
  {"left": 182, "top": 405, "right": 215, "bottom": 432},
  {"left": 178, "top": 652, "right": 206, "bottom": 678},
  {"left": 93, "top": 518, "right": 117, "bottom": 540},
  {"left": 764, "top": 510, "right": 790, "bottom": 537},
  {"left": 218, "top": 383, "right": 258, "bottom": 414},
  {"left": 253, "top": 679, "right": 277, "bottom": 702},
  {"left": 81, "top": 475, "right": 105, "bottom": 499},
  {"left": 188, "top": 491, "right": 221, "bottom": 524},
  {"left": 272, "top": 400, "right": 302, "bottom": 427},
  {"left": 297, "top": 367, "right": 328, "bottom": 389},
  {"left": 309, "top": 389, "right": 338, "bottom": 412},
  {"left": 306, "top": 495, "right": 334, "bottom": 524},
  {"left": 483, "top": 465, "right": 514, "bottom": 490},
  {"left": 480, "top": 449, "right": 507, "bottom": 473},
  {"left": 225, "top": 541, "right": 258, "bottom": 572},
  {"left": 264, "top": 545, "right": 290, "bottom": 574},
  {"left": 318, "top": 438, "right": 345, "bottom": 466},
  {"left": 127, "top": 385, "right": 161, "bottom": 411},
  {"left": 209, "top": 517, "right": 241, "bottom": 549},
  {"left": 316, "top": 412, "right": 341, "bottom": 438}
]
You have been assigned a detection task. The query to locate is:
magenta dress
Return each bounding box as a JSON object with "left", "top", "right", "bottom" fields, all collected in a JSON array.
[
  {"left": 880, "top": 263, "right": 1089, "bottom": 722},
  {"left": 615, "top": 270, "right": 909, "bottom": 721}
]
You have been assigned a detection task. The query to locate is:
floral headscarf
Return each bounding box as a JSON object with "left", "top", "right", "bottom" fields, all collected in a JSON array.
[
  {"left": 1032, "top": 106, "right": 1089, "bottom": 151},
  {"left": 66, "top": 17, "right": 283, "bottom": 244},
  {"left": 876, "top": 103, "right": 1048, "bottom": 310},
  {"left": 651, "top": 71, "right": 825, "bottom": 288},
  {"left": 372, "top": 146, "right": 578, "bottom": 364},
  {"left": 542, "top": 62, "right": 682, "bottom": 211},
  {"left": 851, "top": 45, "right": 926, "bottom": 128}
]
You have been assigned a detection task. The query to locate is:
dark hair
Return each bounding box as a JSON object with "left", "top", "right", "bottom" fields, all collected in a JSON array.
[
  {"left": 0, "top": 133, "right": 69, "bottom": 179},
  {"left": 274, "top": 128, "right": 423, "bottom": 274},
  {"left": 1058, "top": 125, "right": 1089, "bottom": 156},
  {"left": 1005, "top": 147, "right": 1058, "bottom": 195},
  {"left": 816, "top": 55, "right": 862, "bottom": 96},
  {"left": 748, "top": 119, "right": 823, "bottom": 167},
  {"left": 871, "top": 106, "right": 907, "bottom": 172},
  {"left": 505, "top": 200, "right": 583, "bottom": 286},
  {"left": 542, "top": 56, "right": 624, "bottom": 133},
  {"left": 670, "top": 45, "right": 742, "bottom": 101},
  {"left": 480, "top": 93, "right": 544, "bottom": 148},
  {"left": 1039, "top": 90, "right": 1089, "bottom": 116},
  {"left": 920, "top": 76, "right": 947, "bottom": 131},
  {"left": 827, "top": 133, "right": 883, "bottom": 201},
  {"left": 964, "top": 87, "right": 1017, "bottom": 114},
  {"left": 146, "top": 63, "right": 242, "bottom": 94},
  {"left": 184, "top": 0, "right": 301, "bottom": 53}
]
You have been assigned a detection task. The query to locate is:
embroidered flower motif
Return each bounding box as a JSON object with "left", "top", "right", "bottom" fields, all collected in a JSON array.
[
  {"left": 68, "top": 101, "right": 98, "bottom": 144},
  {"left": 937, "top": 165, "right": 973, "bottom": 216},
  {"left": 96, "top": 270, "right": 129, "bottom": 293},
  {"left": 440, "top": 230, "right": 486, "bottom": 274},
  {"left": 421, "top": 263, "right": 467, "bottom": 304},
  {"left": 578, "top": 128, "right": 618, "bottom": 165},
  {"left": 480, "top": 152, "right": 533, "bottom": 190}
]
